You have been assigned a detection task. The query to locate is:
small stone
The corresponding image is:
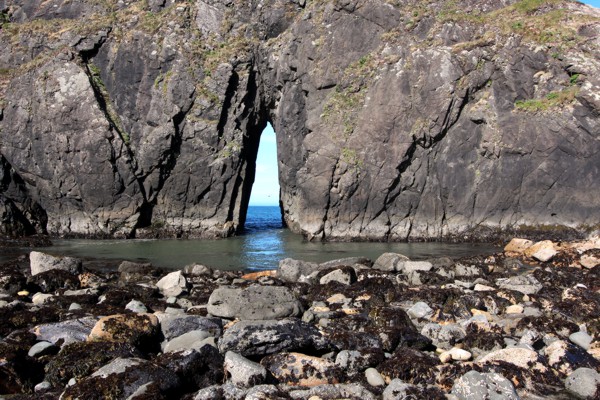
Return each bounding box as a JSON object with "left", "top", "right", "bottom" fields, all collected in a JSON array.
[
  {"left": 524, "top": 240, "right": 557, "bottom": 262},
  {"left": 224, "top": 351, "right": 267, "bottom": 387},
  {"left": 505, "top": 304, "right": 524, "bottom": 314},
  {"left": 504, "top": 238, "right": 533, "bottom": 254},
  {"left": 565, "top": 368, "right": 600, "bottom": 399},
  {"left": 166, "top": 296, "right": 178, "bottom": 304},
  {"left": 439, "top": 351, "right": 452, "bottom": 363},
  {"left": 32, "top": 293, "right": 54, "bottom": 305},
  {"left": 17, "top": 290, "right": 29, "bottom": 296},
  {"left": 364, "top": 368, "right": 385, "bottom": 386},
  {"left": 569, "top": 331, "right": 593, "bottom": 350},
  {"left": 448, "top": 347, "right": 471, "bottom": 361},
  {"left": 471, "top": 309, "right": 492, "bottom": 321},
  {"left": 28, "top": 341, "right": 58, "bottom": 357},
  {"left": 183, "top": 263, "right": 214, "bottom": 276},
  {"left": 69, "top": 303, "right": 82, "bottom": 311},
  {"left": 125, "top": 299, "right": 148, "bottom": 313},
  {"left": 326, "top": 293, "right": 349, "bottom": 304},
  {"left": 407, "top": 302, "right": 433, "bottom": 319},
  {"left": 34, "top": 381, "right": 52, "bottom": 392},
  {"left": 156, "top": 270, "right": 188, "bottom": 297},
  {"left": 580, "top": 254, "right": 600, "bottom": 269},
  {"left": 473, "top": 283, "right": 496, "bottom": 292}
]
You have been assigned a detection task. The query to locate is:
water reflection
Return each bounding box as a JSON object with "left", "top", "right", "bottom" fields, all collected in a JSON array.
[{"left": 4, "top": 207, "right": 500, "bottom": 271}]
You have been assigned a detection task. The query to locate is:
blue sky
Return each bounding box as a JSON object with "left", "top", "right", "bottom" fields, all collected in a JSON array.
[
  {"left": 249, "top": 0, "right": 598, "bottom": 206},
  {"left": 249, "top": 123, "right": 279, "bottom": 206}
]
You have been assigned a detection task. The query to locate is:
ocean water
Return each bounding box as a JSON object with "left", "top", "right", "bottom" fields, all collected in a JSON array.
[{"left": 4, "top": 206, "right": 499, "bottom": 271}]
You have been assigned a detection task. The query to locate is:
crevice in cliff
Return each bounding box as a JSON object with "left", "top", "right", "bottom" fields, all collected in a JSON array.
[
  {"left": 0, "top": 155, "right": 48, "bottom": 235},
  {"left": 217, "top": 70, "right": 240, "bottom": 139},
  {"left": 134, "top": 109, "right": 187, "bottom": 236},
  {"left": 383, "top": 91, "right": 471, "bottom": 230}
]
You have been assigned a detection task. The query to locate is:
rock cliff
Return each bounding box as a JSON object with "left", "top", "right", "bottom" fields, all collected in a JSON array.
[{"left": 0, "top": 0, "right": 599, "bottom": 240}]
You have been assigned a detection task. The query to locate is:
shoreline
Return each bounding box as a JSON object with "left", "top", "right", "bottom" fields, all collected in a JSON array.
[{"left": 0, "top": 237, "right": 598, "bottom": 399}]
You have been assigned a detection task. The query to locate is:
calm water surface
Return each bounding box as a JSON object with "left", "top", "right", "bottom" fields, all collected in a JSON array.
[{"left": 8, "top": 207, "right": 499, "bottom": 271}]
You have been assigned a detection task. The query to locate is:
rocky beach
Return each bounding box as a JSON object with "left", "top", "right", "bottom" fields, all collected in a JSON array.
[{"left": 0, "top": 236, "right": 599, "bottom": 399}]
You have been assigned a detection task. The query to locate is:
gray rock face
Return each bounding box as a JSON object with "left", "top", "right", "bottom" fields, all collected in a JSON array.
[
  {"left": 1, "top": 1, "right": 599, "bottom": 240},
  {"left": 218, "top": 318, "right": 331, "bottom": 357},
  {"left": 207, "top": 285, "right": 302, "bottom": 320}
]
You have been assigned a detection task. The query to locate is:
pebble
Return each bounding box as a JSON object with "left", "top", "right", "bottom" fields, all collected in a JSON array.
[
  {"left": 28, "top": 341, "right": 57, "bottom": 357},
  {"left": 34, "top": 381, "right": 52, "bottom": 392},
  {"left": 32, "top": 293, "right": 54, "bottom": 305},
  {"left": 505, "top": 304, "right": 524, "bottom": 314},
  {"left": 69, "top": 303, "right": 82, "bottom": 311},
  {"left": 569, "top": 331, "right": 593, "bottom": 350},
  {"left": 407, "top": 301, "right": 433, "bottom": 319},
  {"left": 125, "top": 299, "right": 148, "bottom": 313},
  {"left": 364, "top": 368, "right": 385, "bottom": 386}
]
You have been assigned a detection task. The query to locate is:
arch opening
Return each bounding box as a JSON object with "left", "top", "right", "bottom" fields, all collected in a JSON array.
[{"left": 242, "top": 122, "right": 285, "bottom": 233}]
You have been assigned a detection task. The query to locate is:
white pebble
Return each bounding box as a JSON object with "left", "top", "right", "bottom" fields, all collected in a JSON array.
[{"left": 365, "top": 367, "right": 386, "bottom": 386}]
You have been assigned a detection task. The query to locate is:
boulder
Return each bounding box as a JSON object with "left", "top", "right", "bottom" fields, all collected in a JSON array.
[
  {"left": 373, "top": 253, "right": 409, "bottom": 272},
  {"left": 545, "top": 340, "right": 600, "bottom": 376},
  {"left": 479, "top": 347, "right": 547, "bottom": 372},
  {"left": 60, "top": 357, "right": 180, "bottom": 400},
  {"left": 565, "top": 368, "right": 600, "bottom": 399},
  {"left": 32, "top": 317, "right": 98, "bottom": 346},
  {"left": 88, "top": 313, "right": 160, "bottom": 352},
  {"left": 451, "top": 370, "right": 519, "bottom": 400},
  {"left": 155, "top": 346, "right": 224, "bottom": 391},
  {"left": 218, "top": 318, "right": 331, "bottom": 357},
  {"left": 44, "top": 341, "right": 142, "bottom": 386},
  {"left": 277, "top": 258, "right": 319, "bottom": 282},
  {"left": 207, "top": 285, "right": 302, "bottom": 320},
  {"left": 261, "top": 352, "right": 341, "bottom": 386},
  {"left": 183, "top": 263, "right": 214, "bottom": 276},
  {"left": 224, "top": 351, "right": 267, "bottom": 387},
  {"left": 319, "top": 268, "right": 355, "bottom": 285},
  {"left": 156, "top": 270, "right": 188, "bottom": 297},
  {"left": 29, "top": 251, "right": 82, "bottom": 277},
  {"left": 496, "top": 274, "right": 543, "bottom": 295},
  {"left": 156, "top": 313, "right": 222, "bottom": 342},
  {"left": 163, "top": 330, "right": 214, "bottom": 353},
  {"left": 504, "top": 238, "right": 534, "bottom": 254},
  {"left": 524, "top": 240, "right": 557, "bottom": 262}
]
